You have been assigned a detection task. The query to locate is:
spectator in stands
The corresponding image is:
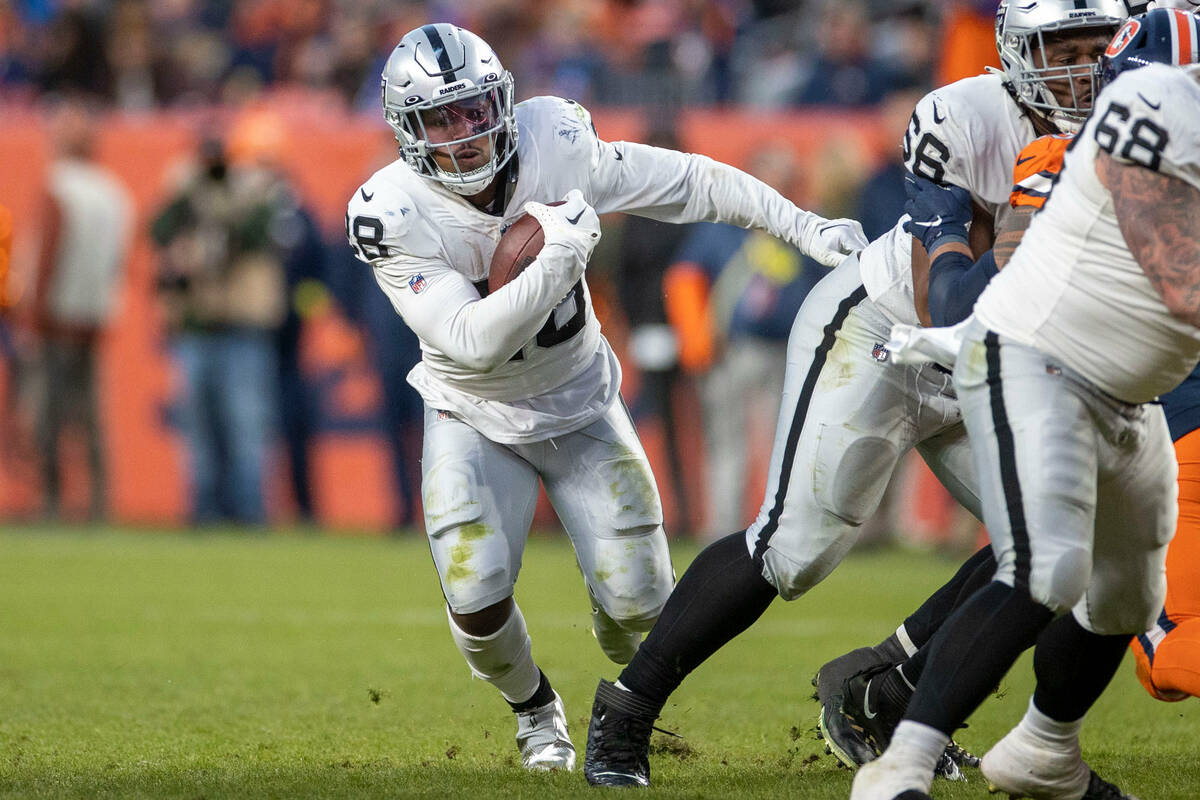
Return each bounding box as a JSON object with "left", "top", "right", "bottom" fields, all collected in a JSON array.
[
  {"left": 614, "top": 127, "right": 698, "bottom": 533},
  {"left": 38, "top": 8, "right": 112, "bottom": 99},
  {"left": 853, "top": 85, "right": 925, "bottom": 240},
  {"left": 105, "top": 0, "right": 181, "bottom": 110},
  {"left": 793, "top": 1, "right": 897, "bottom": 107},
  {"left": 151, "top": 127, "right": 290, "bottom": 527},
  {"left": 1, "top": 1, "right": 965, "bottom": 113},
  {"left": 32, "top": 96, "right": 132, "bottom": 522},
  {"left": 664, "top": 145, "right": 829, "bottom": 540}
]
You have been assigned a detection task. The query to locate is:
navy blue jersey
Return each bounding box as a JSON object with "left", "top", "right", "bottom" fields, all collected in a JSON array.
[{"left": 1161, "top": 363, "right": 1200, "bottom": 442}]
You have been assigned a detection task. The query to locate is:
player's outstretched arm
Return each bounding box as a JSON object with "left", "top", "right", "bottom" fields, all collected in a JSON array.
[
  {"left": 587, "top": 138, "right": 866, "bottom": 266},
  {"left": 1098, "top": 150, "right": 1200, "bottom": 328}
]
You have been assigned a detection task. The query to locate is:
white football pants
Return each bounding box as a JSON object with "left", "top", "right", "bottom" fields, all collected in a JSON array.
[
  {"left": 421, "top": 399, "right": 674, "bottom": 630},
  {"left": 744, "top": 253, "right": 981, "bottom": 600},
  {"left": 954, "top": 322, "right": 1174, "bottom": 634}
]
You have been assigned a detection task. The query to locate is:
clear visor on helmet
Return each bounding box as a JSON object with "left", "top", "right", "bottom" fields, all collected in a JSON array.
[
  {"left": 389, "top": 84, "right": 512, "bottom": 191},
  {"left": 415, "top": 92, "right": 503, "bottom": 145}
]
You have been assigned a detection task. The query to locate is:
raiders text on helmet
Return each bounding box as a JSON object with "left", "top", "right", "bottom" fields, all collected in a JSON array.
[{"left": 995, "top": 0, "right": 1130, "bottom": 132}]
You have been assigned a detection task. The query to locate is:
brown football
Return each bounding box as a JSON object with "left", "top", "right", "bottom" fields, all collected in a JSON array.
[{"left": 488, "top": 201, "right": 563, "bottom": 294}]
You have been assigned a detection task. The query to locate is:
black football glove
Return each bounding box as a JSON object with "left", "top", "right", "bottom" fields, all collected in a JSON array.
[{"left": 903, "top": 172, "right": 972, "bottom": 254}]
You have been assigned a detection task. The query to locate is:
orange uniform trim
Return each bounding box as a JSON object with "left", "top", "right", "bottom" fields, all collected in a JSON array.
[{"left": 1009, "top": 134, "right": 1072, "bottom": 210}]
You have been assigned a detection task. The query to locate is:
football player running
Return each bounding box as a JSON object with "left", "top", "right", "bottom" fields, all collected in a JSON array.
[
  {"left": 345, "top": 23, "right": 867, "bottom": 772},
  {"left": 821, "top": 6, "right": 1200, "bottom": 785},
  {"left": 583, "top": 0, "right": 1128, "bottom": 788},
  {"left": 851, "top": 12, "right": 1200, "bottom": 800}
]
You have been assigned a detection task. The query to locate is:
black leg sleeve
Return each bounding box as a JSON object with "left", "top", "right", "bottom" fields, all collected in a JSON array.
[
  {"left": 902, "top": 546, "right": 997, "bottom": 648},
  {"left": 617, "top": 532, "right": 777, "bottom": 709},
  {"left": 1031, "top": 613, "right": 1131, "bottom": 722},
  {"left": 906, "top": 581, "right": 1053, "bottom": 735}
]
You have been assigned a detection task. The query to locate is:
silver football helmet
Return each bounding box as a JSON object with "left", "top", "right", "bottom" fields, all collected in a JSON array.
[
  {"left": 381, "top": 24, "right": 517, "bottom": 196},
  {"left": 995, "top": 0, "right": 1129, "bottom": 132}
]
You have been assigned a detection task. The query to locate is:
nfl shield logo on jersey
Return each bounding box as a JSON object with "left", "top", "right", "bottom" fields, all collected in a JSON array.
[
  {"left": 409, "top": 273, "right": 427, "bottom": 294},
  {"left": 871, "top": 342, "right": 890, "bottom": 363}
]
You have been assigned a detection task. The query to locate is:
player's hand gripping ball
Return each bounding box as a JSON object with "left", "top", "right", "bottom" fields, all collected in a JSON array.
[{"left": 488, "top": 190, "right": 599, "bottom": 293}]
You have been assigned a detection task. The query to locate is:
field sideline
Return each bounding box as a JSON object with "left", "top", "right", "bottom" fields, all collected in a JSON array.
[{"left": 1, "top": 528, "right": 1196, "bottom": 799}]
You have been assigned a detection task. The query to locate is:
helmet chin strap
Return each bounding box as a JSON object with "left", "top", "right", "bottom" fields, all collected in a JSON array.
[
  {"left": 1048, "top": 110, "right": 1084, "bottom": 135},
  {"left": 438, "top": 162, "right": 496, "bottom": 196}
]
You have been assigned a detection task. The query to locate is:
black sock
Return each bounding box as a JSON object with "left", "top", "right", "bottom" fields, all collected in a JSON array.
[
  {"left": 906, "top": 581, "right": 1053, "bottom": 735},
  {"left": 1032, "top": 613, "right": 1131, "bottom": 722},
  {"left": 901, "top": 546, "right": 997, "bottom": 648},
  {"left": 618, "top": 532, "right": 776, "bottom": 709},
  {"left": 509, "top": 669, "right": 555, "bottom": 713},
  {"left": 878, "top": 662, "right": 916, "bottom": 711},
  {"left": 873, "top": 632, "right": 908, "bottom": 664}
]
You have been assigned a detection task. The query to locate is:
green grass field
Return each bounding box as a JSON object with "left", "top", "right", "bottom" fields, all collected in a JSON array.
[{"left": 1, "top": 528, "right": 1196, "bottom": 799}]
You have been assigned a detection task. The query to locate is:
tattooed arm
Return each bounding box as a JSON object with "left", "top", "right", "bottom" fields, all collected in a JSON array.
[
  {"left": 1096, "top": 149, "right": 1200, "bottom": 328},
  {"left": 992, "top": 204, "right": 1035, "bottom": 269}
]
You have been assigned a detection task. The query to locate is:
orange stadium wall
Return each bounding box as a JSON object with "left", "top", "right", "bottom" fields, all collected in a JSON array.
[{"left": 0, "top": 102, "right": 885, "bottom": 533}]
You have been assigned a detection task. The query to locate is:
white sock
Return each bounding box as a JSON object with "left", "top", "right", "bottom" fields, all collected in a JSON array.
[
  {"left": 1020, "top": 697, "right": 1083, "bottom": 747},
  {"left": 883, "top": 720, "right": 950, "bottom": 790},
  {"left": 446, "top": 603, "right": 542, "bottom": 704}
]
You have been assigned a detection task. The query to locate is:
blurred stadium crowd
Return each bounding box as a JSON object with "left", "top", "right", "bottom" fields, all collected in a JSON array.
[
  {"left": 0, "top": 0, "right": 996, "bottom": 548},
  {"left": 0, "top": 0, "right": 999, "bottom": 110}
]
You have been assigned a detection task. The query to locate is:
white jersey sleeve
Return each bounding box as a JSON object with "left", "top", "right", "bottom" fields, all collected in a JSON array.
[
  {"left": 346, "top": 175, "right": 582, "bottom": 372},
  {"left": 527, "top": 98, "right": 822, "bottom": 251},
  {"left": 587, "top": 138, "right": 815, "bottom": 248}
]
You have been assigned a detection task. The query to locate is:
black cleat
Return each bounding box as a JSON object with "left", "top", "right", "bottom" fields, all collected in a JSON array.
[
  {"left": 841, "top": 663, "right": 905, "bottom": 755},
  {"left": 842, "top": 664, "right": 979, "bottom": 781},
  {"left": 584, "top": 679, "right": 658, "bottom": 787},
  {"left": 813, "top": 647, "right": 896, "bottom": 769},
  {"left": 1082, "top": 770, "right": 1140, "bottom": 800},
  {"left": 936, "top": 739, "right": 981, "bottom": 781}
]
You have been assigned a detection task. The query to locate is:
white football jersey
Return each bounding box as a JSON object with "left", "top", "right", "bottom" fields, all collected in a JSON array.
[
  {"left": 975, "top": 64, "right": 1200, "bottom": 404},
  {"left": 347, "top": 96, "right": 819, "bottom": 443},
  {"left": 859, "top": 73, "right": 1038, "bottom": 325}
]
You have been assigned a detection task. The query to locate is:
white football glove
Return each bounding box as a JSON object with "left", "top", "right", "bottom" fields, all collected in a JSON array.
[
  {"left": 524, "top": 189, "right": 601, "bottom": 269},
  {"left": 796, "top": 214, "right": 869, "bottom": 268}
]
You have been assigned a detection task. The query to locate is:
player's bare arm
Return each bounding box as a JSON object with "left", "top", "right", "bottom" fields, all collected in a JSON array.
[
  {"left": 992, "top": 204, "right": 1035, "bottom": 269},
  {"left": 911, "top": 200, "right": 992, "bottom": 326},
  {"left": 912, "top": 201, "right": 998, "bottom": 323},
  {"left": 1097, "top": 149, "right": 1200, "bottom": 327}
]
